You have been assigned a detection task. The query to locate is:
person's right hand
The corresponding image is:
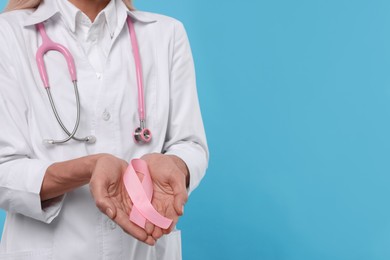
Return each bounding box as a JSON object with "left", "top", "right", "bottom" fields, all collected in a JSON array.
[{"left": 89, "top": 154, "right": 156, "bottom": 246}]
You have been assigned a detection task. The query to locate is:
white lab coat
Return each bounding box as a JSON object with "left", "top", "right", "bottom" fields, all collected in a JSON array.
[{"left": 0, "top": 0, "right": 208, "bottom": 259}]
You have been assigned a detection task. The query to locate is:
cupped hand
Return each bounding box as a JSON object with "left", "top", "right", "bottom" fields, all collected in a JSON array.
[
  {"left": 89, "top": 154, "right": 156, "bottom": 245},
  {"left": 141, "top": 153, "right": 189, "bottom": 240}
]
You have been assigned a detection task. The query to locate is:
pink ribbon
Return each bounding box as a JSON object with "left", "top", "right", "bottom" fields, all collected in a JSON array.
[{"left": 123, "top": 159, "right": 173, "bottom": 229}]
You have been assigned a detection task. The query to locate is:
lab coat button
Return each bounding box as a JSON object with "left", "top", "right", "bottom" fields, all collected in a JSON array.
[
  {"left": 96, "top": 73, "right": 102, "bottom": 80},
  {"left": 102, "top": 110, "right": 111, "bottom": 121}
]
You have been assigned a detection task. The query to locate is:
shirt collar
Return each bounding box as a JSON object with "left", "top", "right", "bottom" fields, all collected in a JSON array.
[
  {"left": 56, "top": 0, "right": 118, "bottom": 36},
  {"left": 23, "top": 0, "right": 156, "bottom": 27},
  {"left": 23, "top": 0, "right": 60, "bottom": 27}
]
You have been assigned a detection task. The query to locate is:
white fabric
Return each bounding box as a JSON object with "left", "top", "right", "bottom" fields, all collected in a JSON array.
[
  {"left": 0, "top": 0, "right": 208, "bottom": 259},
  {"left": 57, "top": 0, "right": 117, "bottom": 73}
]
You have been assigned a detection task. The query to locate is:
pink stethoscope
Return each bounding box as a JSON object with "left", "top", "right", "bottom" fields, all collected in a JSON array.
[{"left": 36, "top": 17, "right": 152, "bottom": 145}]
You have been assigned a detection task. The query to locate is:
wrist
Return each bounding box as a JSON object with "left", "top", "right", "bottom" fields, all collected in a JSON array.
[
  {"left": 87, "top": 153, "right": 108, "bottom": 177},
  {"left": 41, "top": 153, "right": 108, "bottom": 201}
]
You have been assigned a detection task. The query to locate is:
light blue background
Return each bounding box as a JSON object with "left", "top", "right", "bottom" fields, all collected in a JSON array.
[{"left": 1, "top": 0, "right": 390, "bottom": 259}]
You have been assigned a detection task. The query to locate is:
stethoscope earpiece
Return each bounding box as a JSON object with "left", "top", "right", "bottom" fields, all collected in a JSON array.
[
  {"left": 85, "top": 135, "right": 97, "bottom": 144},
  {"left": 43, "top": 139, "right": 55, "bottom": 146}
]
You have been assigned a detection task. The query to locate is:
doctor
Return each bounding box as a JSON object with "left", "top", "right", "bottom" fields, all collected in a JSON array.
[{"left": 0, "top": 0, "right": 208, "bottom": 259}]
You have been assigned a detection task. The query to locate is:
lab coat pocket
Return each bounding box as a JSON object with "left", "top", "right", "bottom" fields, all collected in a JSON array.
[
  {"left": 155, "top": 229, "right": 182, "bottom": 260},
  {"left": 0, "top": 248, "right": 52, "bottom": 260}
]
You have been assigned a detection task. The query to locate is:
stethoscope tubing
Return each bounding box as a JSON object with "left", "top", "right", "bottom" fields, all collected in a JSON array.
[
  {"left": 44, "top": 82, "right": 80, "bottom": 144},
  {"left": 44, "top": 82, "right": 95, "bottom": 144},
  {"left": 127, "top": 16, "right": 145, "bottom": 122},
  {"left": 126, "top": 17, "right": 152, "bottom": 143}
]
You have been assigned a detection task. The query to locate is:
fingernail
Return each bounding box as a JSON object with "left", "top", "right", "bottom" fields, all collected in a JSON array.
[
  {"left": 182, "top": 205, "right": 184, "bottom": 215},
  {"left": 106, "top": 208, "right": 114, "bottom": 219}
]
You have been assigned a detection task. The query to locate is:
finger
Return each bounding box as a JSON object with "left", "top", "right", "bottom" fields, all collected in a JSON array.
[
  {"left": 152, "top": 226, "right": 163, "bottom": 240},
  {"left": 145, "top": 235, "right": 156, "bottom": 246},
  {"left": 163, "top": 223, "right": 176, "bottom": 235},
  {"left": 90, "top": 182, "right": 117, "bottom": 219},
  {"left": 114, "top": 207, "right": 156, "bottom": 246},
  {"left": 145, "top": 220, "right": 154, "bottom": 236}
]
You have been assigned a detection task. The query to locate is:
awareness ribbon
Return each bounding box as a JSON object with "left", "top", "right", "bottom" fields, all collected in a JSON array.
[{"left": 123, "top": 159, "right": 173, "bottom": 229}]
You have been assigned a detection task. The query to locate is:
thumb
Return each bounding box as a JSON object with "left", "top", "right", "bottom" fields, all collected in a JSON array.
[
  {"left": 90, "top": 181, "right": 117, "bottom": 219},
  {"left": 172, "top": 181, "right": 188, "bottom": 216},
  {"left": 96, "top": 194, "right": 117, "bottom": 220},
  {"left": 174, "top": 194, "right": 187, "bottom": 215},
  {"left": 167, "top": 155, "right": 189, "bottom": 215},
  {"left": 105, "top": 205, "right": 116, "bottom": 220}
]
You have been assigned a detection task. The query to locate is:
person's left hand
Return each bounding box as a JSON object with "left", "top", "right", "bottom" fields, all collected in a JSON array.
[{"left": 140, "top": 153, "right": 189, "bottom": 240}]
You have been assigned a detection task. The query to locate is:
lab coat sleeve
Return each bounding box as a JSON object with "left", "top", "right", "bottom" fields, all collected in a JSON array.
[
  {"left": 0, "top": 26, "right": 63, "bottom": 224},
  {"left": 163, "top": 21, "right": 209, "bottom": 195}
]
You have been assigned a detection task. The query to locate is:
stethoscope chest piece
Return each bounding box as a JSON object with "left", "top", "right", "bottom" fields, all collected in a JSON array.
[
  {"left": 134, "top": 127, "right": 152, "bottom": 143},
  {"left": 133, "top": 120, "right": 152, "bottom": 143}
]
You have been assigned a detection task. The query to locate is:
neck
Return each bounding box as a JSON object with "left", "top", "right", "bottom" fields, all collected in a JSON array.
[{"left": 68, "top": 0, "right": 111, "bottom": 22}]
